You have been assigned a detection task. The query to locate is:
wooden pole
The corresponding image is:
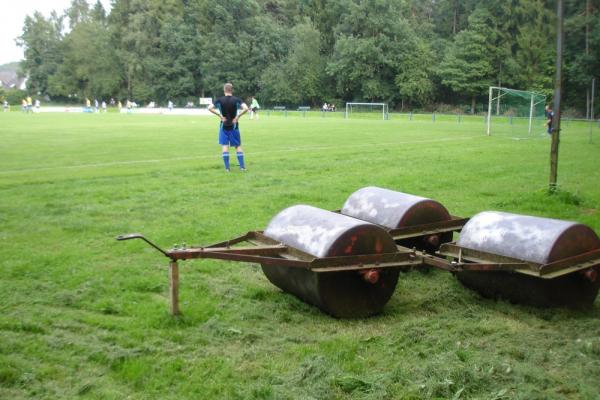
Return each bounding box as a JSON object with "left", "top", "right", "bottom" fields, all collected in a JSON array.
[
  {"left": 591, "top": 78, "right": 596, "bottom": 144},
  {"left": 169, "top": 260, "right": 180, "bottom": 315},
  {"left": 549, "top": 0, "right": 564, "bottom": 192},
  {"left": 586, "top": 0, "right": 591, "bottom": 119}
]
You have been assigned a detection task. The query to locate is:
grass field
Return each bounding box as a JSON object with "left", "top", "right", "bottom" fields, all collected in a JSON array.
[{"left": 1, "top": 111, "right": 600, "bottom": 399}]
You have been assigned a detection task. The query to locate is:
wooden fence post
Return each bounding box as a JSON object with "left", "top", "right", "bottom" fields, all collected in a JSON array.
[{"left": 169, "top": 261, "right": 180, "bottom": 315}]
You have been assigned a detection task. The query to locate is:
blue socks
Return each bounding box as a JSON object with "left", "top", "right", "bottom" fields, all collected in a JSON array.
[
  {"left": 223, "top": 151, "right": 245, "bottom": 170},
  {"left": 222, "top": 152, "right": 230, "bottom": 170},
  {"left": 236, "top": 152, "right": 245, "bottom": 169}
]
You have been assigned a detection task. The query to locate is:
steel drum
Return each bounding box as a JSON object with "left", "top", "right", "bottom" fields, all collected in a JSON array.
[
  {"left": 262, "top": 205, "right": 399, "bottom": 318},
  {"left": 342, "top": 186, "right": 452, "bottom": 252},
  {"left": 456, "top": 211, "right": 600, "bottom": 307}
]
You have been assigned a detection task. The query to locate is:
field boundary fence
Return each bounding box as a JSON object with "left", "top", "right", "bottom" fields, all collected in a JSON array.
[
  {"left": 261, "top": 108, "right": 599, "bottom": 125},
  {"left": 260, "top": 108, "right": 599, "bottom": 141}
]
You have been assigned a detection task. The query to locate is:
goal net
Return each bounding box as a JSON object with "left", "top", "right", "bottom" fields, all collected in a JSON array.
[
  {"left": 345, "top": 102, "right": 388, "bottom": 120},
  {"left": 486, "top": 87, "right": 547, "bottom": 137}
]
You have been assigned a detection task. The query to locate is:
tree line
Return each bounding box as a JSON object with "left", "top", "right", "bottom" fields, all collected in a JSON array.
[{"left": 14, "top": 0, "right": 600, "bottom": 115}]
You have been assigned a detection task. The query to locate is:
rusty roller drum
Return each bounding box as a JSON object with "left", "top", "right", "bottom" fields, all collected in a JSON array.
[
  {"left": 341, "top": 186, "right": 453, "bottom": 253},
  {"left": 456, "top": 211, "right": 600, "bottom": 307},
  {"left": 262, "top": 205, "right": 399, "bottom": 318}
]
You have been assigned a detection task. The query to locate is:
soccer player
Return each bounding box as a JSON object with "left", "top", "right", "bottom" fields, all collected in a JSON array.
[
  {"left": 545, "top": 104, "right": 553, "bottom": 135},
  {"left": 208, "top": 83, "right": 249, "bottom": 172},
  {"left": 249, "top": 96, "right": 260, "bottom": 120}
]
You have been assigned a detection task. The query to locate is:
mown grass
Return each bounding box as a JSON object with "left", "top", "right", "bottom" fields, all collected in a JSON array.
[{"left": 0, "top": 111, "right": 599, "bottom": 399}]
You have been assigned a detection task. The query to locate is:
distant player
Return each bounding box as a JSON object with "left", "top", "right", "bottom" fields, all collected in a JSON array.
[
  {"left": 208, "top": 83, "right": 249, "bottom": 172},
  {"left": 26, "top": 96, "right": 33, "bottom": 113},
  {"left": 102, "top": 100, "right": 107, "bottom": 112},
  {"left": 545, "top": 104, "right": 553, "bottom": 135},
  {"left": 249, "top": 96, "right": 260, "bottom": 120},
  {"left": 3, "top": 100, "right": 8, "bottom": 112}
]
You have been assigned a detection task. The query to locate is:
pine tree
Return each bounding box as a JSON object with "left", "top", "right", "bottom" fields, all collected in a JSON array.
[{"left": 437, "top": 7, "right": 495, "bottom": 113}]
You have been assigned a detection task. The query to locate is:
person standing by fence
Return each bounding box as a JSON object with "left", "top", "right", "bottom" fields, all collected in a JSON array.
[{"left": 545, "top": 104, "right": 554, "bottom": 135}]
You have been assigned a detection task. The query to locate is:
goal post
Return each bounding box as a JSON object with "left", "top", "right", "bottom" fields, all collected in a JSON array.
[
  {"left": 486, "top": 87, "right": 546, "bottom": 136},
  {"left": 345, "top": 102, "right": 389, "bottom": 120}
]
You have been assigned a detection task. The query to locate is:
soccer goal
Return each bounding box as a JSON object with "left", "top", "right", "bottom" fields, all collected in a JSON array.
[
  {"left": 345, "top": 102, "right": 389, "bottom": 120},
  {"left": 486, "top": 87, "right": 546, "bottom": 136}
]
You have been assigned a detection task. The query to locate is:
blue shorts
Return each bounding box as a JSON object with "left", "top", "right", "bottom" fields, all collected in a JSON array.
[{"left": 219, "top": 127, "right": 241, "bottom": 147}]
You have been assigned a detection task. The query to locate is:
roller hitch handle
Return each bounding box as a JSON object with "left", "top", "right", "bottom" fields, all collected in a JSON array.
[{"left": 116, "top": 233, "right": 171, "bottom": 259}]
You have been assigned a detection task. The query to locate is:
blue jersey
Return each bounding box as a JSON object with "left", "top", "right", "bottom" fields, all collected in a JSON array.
[{"left": 214, "top": 95, "right": 243, "bottom": 130}]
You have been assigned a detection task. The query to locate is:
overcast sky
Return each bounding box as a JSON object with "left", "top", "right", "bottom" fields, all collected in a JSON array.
[{"left": 0, "top": 0, "right": 111, "bottom": 65}]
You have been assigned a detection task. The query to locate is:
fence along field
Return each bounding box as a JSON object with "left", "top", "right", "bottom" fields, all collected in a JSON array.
[{"left": 1, "top": 111, "right": 599, "bottom": 399}]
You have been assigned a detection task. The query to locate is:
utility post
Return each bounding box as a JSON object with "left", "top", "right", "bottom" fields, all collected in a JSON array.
[
  {"left": 549, "top": 0, "right": 564, "bottom": 192},
  {"left": 591, "top": 78, "right": 596, "bottom": 144}
]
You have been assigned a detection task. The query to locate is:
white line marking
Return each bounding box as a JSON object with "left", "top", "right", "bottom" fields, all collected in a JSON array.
[{"left": 0, "top": 135, "right": 482, "bottom": 174}]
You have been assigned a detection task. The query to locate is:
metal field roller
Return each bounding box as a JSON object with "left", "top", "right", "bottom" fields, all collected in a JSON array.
[
  {"left": 341, "top": 186, "right": 467, "bottom": 253},
  {"left": 118, "top": 204, "right": 421, "bottom": 318},
  {"left": 437, "top": 211, "right": 600, "bottom": 307},
  {"left": 117, "top": 186, "right": 600, "bottom": 316}
]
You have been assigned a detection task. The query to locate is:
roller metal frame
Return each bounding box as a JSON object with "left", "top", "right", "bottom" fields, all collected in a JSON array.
[
  {"left": 385, "top": 216, "right": 469, "bottom": 241},
  {"left": 435, "top": 242, "right": 600, "bottom": 279},
  {"left": 119, "top": 231, "right": 419, "bottom": 271},
  {"left": 118, "top": 216, "right": 600, "bottom": 316},
  {"left": 331, "top": 209, "right": 469, "bottom": 243},
  {"left": 117, "top": 231, "right": 423, "bottom": 315}
]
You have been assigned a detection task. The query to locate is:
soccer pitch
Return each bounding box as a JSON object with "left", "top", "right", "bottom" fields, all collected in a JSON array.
[{"left": 1, "top": 112, "right": 600, "bottom": 399}]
